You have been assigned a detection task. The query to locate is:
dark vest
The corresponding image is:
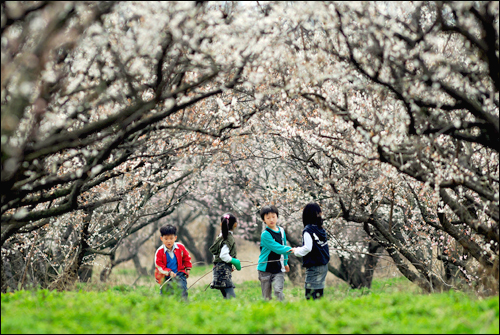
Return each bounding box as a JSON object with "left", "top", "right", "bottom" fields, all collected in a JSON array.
[
  {"left": 302, "top": 224, "right": 330, "bottom": 268},
  {"left": 261, "top": 227, "right": 284, "bottom": 274},
  {"left": 209, "top": 233, "right": 237, "bottom": 264}
]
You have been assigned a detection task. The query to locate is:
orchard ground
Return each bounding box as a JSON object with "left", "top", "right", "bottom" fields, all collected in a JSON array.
[
  {"left": 2, "top": 276, "right": 498, "bottom": 334},
  {"left": 100, "top": 236, "right": 401, "bottom": 290},
  {"left": 3, "top": 235, "right": 498, "bottom": 334}
]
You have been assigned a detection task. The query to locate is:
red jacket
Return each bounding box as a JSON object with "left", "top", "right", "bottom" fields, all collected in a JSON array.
[{"left": 154, "top": 243, "right": 192, "bottom": 284}]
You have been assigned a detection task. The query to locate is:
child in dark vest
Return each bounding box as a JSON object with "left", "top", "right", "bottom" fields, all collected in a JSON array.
[
  {"left": 209, "top": 213, "right": 242, "bottom": 299},
  {"left": 291, "top": 203, "right": 330, "bottom": 300},
  {"left": 257, "top": 205, "right": 293, "bottom": 301},
  {"left": 154, "top": 224, "right": 192, "bottom": 299}
]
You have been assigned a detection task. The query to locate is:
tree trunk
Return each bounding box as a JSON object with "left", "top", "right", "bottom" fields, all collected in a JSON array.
[
  {"left": 49, "top": 208, "right": 93, "bottom": 290},
  {"left": 100, "top": 253, "right": 115, "bottom": 282},
  {"left": 283, "top": 228, "right": 305, "bottom": 285},
  {"left": 1, "top": 243, "right": 24, "bottom": 292},
  {"left": 1, "top": 256, "right": 8, "bottom": 293},
  {"left": 78, "top": 264, "right": 93, "bottom": 282},
  {"left": 363, "top": 241, "right": 384, "bottom": 288},
  {"left": 363, "top": 221, "right": 449, "bottom": 293},
  {"left": 204, "top": 222, "right": 217, "bottom": 264},
  {"left": 177, "top": 225, "right": 205, "bottom": 263},
  {"left": 132, "top": 254, "right": 148, "bottom": 276},
  {"left": 286, "top": 253, "right": 304, "bottom": 286}
]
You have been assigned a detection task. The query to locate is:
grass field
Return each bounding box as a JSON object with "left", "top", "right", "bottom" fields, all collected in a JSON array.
[{"left": 1, "top": 276, "right": 498, "bottom": 334}]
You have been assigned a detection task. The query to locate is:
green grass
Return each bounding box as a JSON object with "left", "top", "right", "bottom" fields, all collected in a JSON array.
[{"left": 2, "top": 278, "right": 498, "bottom": 334}]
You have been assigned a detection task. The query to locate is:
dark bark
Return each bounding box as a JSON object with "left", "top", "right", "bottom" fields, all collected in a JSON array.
[
  {"left": 326, "top": 240, "right": 384, "bottom": 289},
  {"left": 204, "top": 222, "right": 217, "bottom": 264},
  {"left": 78, "top": 265, "right": 93, "bottom": 283},
  {"left": 177, "top": 225, "right": 205, "bottom": 263},
  {"left": 48, "top": 208, "right": 93, "bottom": 290},
  {"left": 286, "top": 253, "right": 304, "bottom": 286},
  {"left": 132, "top": 254, "right": 148, "bottom": 276}
]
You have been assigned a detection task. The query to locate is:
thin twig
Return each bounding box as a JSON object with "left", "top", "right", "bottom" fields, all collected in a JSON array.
[
  {"left": 159, "top": 273, "right": 177, "bottom": 291},
  {"left": 158, "top": 262, "right": 206, "bottom": 290},
  {"left": 240, "top": 259, "right": 283, "bottom": 269},
  {"left": 187, "top": 269, "right": 213, "bottom": 290}
]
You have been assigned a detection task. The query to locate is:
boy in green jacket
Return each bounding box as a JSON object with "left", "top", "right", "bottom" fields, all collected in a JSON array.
[{"left": 257, "top": 205, "right": 293, "bottom": 301}]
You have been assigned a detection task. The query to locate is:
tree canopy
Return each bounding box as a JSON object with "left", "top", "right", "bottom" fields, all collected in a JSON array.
[{"left": 1, "top": 1, "right": 498, "bottom": 294}]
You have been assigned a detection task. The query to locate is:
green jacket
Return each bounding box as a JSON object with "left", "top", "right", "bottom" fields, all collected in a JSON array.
[
  {"left": 209, "top": 233, "right": 237, "bottom": 264},
  {"left": 257, "top": 226, "right": 291, "bottom": 272}
]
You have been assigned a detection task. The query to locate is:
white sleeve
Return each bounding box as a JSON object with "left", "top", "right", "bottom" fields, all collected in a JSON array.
[
  {"left": 294, "top": 232, "right": 313, "bottom": 257},
  {"left": 220, "top": 244, "right": 233, "bottom": 263}
]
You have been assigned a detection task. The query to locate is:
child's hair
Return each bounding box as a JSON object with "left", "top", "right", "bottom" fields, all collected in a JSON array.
[
  {"left": 160, "top": 224, "right": 177, "bottom": 236},
  {"left": 221, "top": 213, "right": 237, "bottom": 240},
  {"left": 302, "top": 203, "right": 323, "bottom": 227},
  {"left": 259, "top": 205, "right": 279, "bottom": 220}
]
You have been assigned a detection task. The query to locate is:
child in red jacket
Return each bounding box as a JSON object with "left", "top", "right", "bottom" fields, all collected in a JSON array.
[{"left": 154, "top": 225, "right": 192, "bottom": 299}]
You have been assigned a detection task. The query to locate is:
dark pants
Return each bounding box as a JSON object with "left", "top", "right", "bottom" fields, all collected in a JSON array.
[
  {"left": 160, "top": 272, "right": 188, "bottom": 299},
  {"left": 220, "top": 287, "right": 236, "bottom": 299},
  {"left": 305, "top": 288, "right": 324, "bottom": 300}
]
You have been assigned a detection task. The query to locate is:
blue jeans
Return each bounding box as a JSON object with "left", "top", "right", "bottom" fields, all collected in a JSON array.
[
  {"left": 160, "top": 272, "right": 188, "bottom": 299},
  {"left": 305, "top": 264, "right": 328, "bottom": 290}
]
